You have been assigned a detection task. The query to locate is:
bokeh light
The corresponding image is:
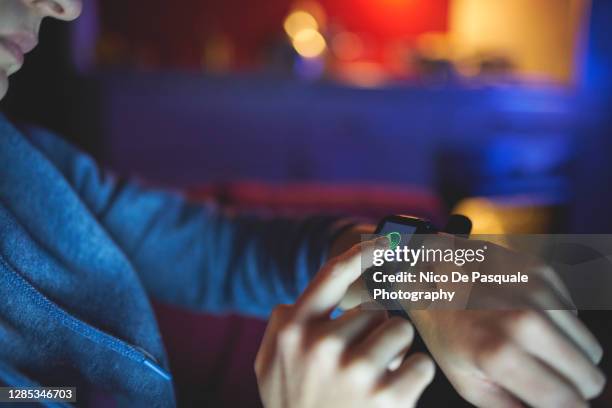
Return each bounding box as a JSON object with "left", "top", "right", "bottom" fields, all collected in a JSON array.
[
  {"left": 292, "top": 28, "right": 327, "bottom": 58},
  {"left": 284, "top": 10, "right": 319, "bottom": 39},
  {"left": 331, "top": 32, "right": 364, "bottom": 61}
]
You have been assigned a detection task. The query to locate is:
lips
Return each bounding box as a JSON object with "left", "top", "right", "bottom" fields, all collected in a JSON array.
[
  {"left": 0, "top": 38, "right": 25, "bottom": 66},
  {"left": 0, "top": 32, "right": 37, "bottom": 75},
  {"left": 8, "top": 32, "right": 38, "bottom": 54}
]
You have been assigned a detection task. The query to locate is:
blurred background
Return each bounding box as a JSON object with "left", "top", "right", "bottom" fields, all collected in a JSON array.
[
  {"left": 2, "top": 0, "right": 612, "bottom": 406},
  {"left": 4, "top": 0, "right": 612, "bottom": 235}
]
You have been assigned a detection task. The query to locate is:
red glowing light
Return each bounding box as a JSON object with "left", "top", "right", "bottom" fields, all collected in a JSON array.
[{"left": 320, "top": 0, "right": 449, "bottom": 39}]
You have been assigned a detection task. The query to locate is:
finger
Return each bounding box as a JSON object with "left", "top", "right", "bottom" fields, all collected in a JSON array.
[
  {"left": 255, "top": 304, "right": 293, "bottom": 376},
  {"left": 259, "top": 304, "right": 293, "bottom": 350},
  {"left": 387, "top": 342, "right": 412, "bottom": 372},
  {"left": 454, "top": 380, "right": 525, "bottom": 408},
  {"left": 480, "top": 343, "right": 588, "bottom": 408},
  {"left": 534, "top": 265, "right": 577, "bottom": 312},
  {"left": 544, "top": 309, "right": 603, "bottom": 364},
  {"left": 388, "top": 352, "right": 405, "bottom": 371},
  {"left": 383, "top": 353, "right": 435, "bottom": 404},
  {"left": 338, "top": 276, "right": 370, "bottom": 310},
  {"left": 523, "top": 275, "right": 603, "bottom": 364},
  {"left": 349, "top": 317, "right": 415, "bottom": 374},
  {"left": 324, "top": 304, "right": 388, "bottom": 343},
  {"left": 513, "top": 312, "right": 606, "bottom": 399},
  {"left": 295, "top": 237, "right": 388, "bottom": 321}
]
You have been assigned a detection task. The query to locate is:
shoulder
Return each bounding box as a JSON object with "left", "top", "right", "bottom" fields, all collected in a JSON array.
[
  {"left": 22, "top": 124, "right": 83, "bottom": 165},
  {"left": 0, "top": 113, "right": 106, "bottom": 194},
  {"left": 0, "top": 113, "right": 81, "bottom": 163},
  {"left": 27, "top": 123, "right": 103, "bottom": 182}
]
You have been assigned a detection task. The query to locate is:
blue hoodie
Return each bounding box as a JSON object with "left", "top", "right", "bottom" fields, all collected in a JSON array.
[{"left": 0, "top": 113, "right": 350, "bottom": 407}]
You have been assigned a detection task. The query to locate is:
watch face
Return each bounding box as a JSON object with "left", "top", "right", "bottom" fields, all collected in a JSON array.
[
  {"left": 370, "top": 216, "right": 434, "bottom": 319},
  {"left": 377, "top": 222, "right": 417, "bottom": 249},
  {"left": 378, "top": 222, "right": 417, "bottom": 239},
  {"left": 375, "top": 216, "right": 435, "bottom": 236}
]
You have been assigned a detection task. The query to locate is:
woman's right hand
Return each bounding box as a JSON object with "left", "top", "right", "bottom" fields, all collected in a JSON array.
[{"left": 255, "top": 238, "right": 435, "bottom": 408}]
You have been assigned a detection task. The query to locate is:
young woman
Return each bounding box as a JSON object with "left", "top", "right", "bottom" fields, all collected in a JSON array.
[{"left": 0, "top": 1, "right": 605, "bottom": 407}]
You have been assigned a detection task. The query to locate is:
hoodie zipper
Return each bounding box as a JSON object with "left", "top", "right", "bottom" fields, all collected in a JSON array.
[{"left": 0, "top": 255, "right": 172, "bottom": 382}]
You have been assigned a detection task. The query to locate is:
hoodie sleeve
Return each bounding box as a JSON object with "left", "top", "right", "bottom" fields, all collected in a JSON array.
[{"left": 24, "top": 127, "right": 354, "bottom": 317}]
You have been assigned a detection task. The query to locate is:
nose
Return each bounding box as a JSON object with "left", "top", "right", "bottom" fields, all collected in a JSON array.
[{"left": 24, "top": 0, "right": 83, "bottom": 21}]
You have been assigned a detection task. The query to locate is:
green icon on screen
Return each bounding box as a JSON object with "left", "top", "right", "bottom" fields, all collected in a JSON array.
[{"left": 386, "top": 232, "right": 402, "bottom": 250}]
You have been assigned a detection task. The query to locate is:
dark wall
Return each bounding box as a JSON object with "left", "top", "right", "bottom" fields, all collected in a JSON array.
[
  {"left": 0, "top": 19, "right": 101, "bottom": 155},
  {"left": 570, "top": 0, "right": 612, "bottom": 233},
  {"left": 584, "top": 0, "right": 612, "bottom": 92}
]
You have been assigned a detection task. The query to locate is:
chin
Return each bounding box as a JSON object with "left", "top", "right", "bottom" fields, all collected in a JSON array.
[{"left": 0, "top": 73, "right": 7, "bottom": 101}]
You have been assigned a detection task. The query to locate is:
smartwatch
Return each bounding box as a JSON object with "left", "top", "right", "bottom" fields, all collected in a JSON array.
[
  {"left": 375, "top": 215, "right": 437, "bottom": 240},
  {"left": 366, "top": 214, "right": 472, "bottom": 319}
]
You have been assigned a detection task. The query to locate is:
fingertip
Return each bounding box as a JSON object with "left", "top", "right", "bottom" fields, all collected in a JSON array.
[
  {"left": 399, "top": 352, "right": 436, "bottom": 386},
  {"left": 388, "top": 355, "right": 403, "bottom": 371},
  {"left": 375, "top": 235, "right": 390, "bottom": 249},
  {"left": 592, "top": 343, "right": 604, "bottom": 365},
  {"left": 385, "top": 352, "right": 436, "bottom": 403},
  {"left": 388, "top": 316, "right": 415, "bottom": 343},
  {"left": 586, "top": 369, "right": 606, "bottom": 400},
  {"left": 411, "top": 353, "right": 436, "bottom": 383}
]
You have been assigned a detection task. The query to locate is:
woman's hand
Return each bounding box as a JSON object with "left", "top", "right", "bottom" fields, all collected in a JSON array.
[{"left": 255, "top": 238, "right": 435, "bottom": 408}]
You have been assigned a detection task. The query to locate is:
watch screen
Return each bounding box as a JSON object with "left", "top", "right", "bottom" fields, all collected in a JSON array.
[{"left": 377, "top": 222, "right": 417, "bottom": 246}]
